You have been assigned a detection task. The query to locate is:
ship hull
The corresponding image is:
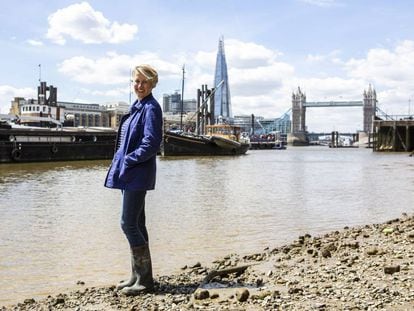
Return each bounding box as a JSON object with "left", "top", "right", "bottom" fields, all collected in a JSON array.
[
  {"left": 162, "top": 132, "right": 249, "bottom": 156},
  {"left": 0, "top": 127, "right": 116, "bottom": 163}
]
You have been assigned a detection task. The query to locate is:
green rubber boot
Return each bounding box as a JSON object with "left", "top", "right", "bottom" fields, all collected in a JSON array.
[
  {"left": 116, "top": 254, "right": 137, "bottom": 290},
  {"left": 120, "top": 244, "right": 154, "bottom": 296}
]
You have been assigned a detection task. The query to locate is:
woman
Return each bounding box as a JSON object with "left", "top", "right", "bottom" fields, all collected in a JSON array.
[{"left": 104, "top": 64, "right": 163, "bottom": 296}]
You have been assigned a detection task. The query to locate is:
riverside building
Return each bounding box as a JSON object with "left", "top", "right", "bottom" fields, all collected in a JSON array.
[{"left": 8, "top": 81, "right": 129, "bottom": 129}]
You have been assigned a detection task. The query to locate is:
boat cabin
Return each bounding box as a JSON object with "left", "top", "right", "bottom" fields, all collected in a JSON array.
[{"left": 205, "top": 124, "right": 242, "bottom": 142}]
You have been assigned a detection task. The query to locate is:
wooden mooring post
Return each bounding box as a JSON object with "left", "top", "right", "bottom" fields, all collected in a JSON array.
[{"left": 373, "top": 119, "right": 414, "bottom": 152}]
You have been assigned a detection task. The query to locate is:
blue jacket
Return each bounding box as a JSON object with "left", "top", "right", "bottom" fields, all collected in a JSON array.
[{"left": 104, "top": 94, "right": 163, "bottom": 191}]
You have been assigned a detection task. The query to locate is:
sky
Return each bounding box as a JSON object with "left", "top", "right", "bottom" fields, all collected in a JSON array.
[{"left": 1, "top": 0, "right": 414, "bottom": 132}]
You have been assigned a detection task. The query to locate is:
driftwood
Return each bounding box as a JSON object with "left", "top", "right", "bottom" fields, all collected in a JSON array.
[{"left": 199, "top": 264, "right": 251, "bottom": 287}]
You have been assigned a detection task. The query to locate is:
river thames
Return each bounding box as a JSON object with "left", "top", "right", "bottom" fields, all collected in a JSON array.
[{"left": 0, "top": 147, "right": 413, "bottom": 306}]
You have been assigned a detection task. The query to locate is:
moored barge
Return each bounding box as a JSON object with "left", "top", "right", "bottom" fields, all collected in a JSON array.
[
  {"left": 162, "top": 124, "right": 250, "bottom": 156},
  {"left": 0, "top": 123, "right": 116, "bottom": 163}
]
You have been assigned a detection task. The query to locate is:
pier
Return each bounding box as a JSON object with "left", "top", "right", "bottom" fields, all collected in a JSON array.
[{"left": 373, "top": 118, "right": 414, "bottom": 152}]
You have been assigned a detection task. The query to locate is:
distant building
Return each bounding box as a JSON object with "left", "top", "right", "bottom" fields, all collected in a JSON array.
[
  {"left": 233, "top": 115, "right": 261, "bottom": 133},
  {"left": 100, "top": 101, "right": 130, "bottom": 128},
  {"left": 233, "top": 114, "right": 291, "bottom": 135},
  {"left": 213, "top": 37, "right": 232, "bottom": 122},
  {"left": 162, "top": 90, "right": 196, "bottom": 114}
]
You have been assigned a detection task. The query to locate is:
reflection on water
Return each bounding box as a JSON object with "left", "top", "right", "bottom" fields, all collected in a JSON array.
[{"left": 0, "top": 148, "right": 413, "bottom": 306}]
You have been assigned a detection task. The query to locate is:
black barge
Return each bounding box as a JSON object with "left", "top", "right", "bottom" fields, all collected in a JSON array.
[{"left": 0, "top": 124, "right": 116, "bottom": 163}]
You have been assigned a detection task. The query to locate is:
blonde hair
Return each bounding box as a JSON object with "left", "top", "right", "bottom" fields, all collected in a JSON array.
[{"left": 132, "top": 64, "right": 158, "bottom": 87}]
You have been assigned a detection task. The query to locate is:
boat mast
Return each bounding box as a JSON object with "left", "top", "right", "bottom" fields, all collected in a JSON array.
[{"left": 180, "top": 64, "right": 185, "bottom": 131}]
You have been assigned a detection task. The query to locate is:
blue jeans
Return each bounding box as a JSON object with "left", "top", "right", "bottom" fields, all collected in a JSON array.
[{"left": 120, "top": 190, "right": 148, "bottom": 247}]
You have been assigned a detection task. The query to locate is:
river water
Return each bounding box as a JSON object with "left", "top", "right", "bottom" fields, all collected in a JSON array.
[{"left": 0, "top": 147, "right": 413, "bottom": 306}]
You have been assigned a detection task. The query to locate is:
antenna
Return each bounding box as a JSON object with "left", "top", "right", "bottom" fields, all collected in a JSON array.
[
  {"left": 38, "top": 64, "right": 41, "bottom": 82},
  {"left": 180, "top": 64, "right": 185, "bottom": 131}
]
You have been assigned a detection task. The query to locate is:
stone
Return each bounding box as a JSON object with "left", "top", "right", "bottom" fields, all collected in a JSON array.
[
  {"left": 366, "top": 247, "right": 379, "bottom": 256},
  {"left": 190, "top": 262, "right": 201, "bottom": 268},
  {"left": 194, "top": 289, "right": 209, "bottom": 300},
  {"left": 23, "top": 298, "right": 35, "bottom": 304},
  {"left": 236, "top": 288, "right": 250, "bottom": 302},
  {"left": 321, "top": 249, "right": 331, "bottom": 258},
  {"left": 210, "top": 292, "right": 219, "bottom": 299},
  {"left": 384, "top": 265, "right": 400, "bottom": 274}
]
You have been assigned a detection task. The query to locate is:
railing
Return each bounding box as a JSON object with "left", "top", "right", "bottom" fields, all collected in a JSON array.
[
  {"left": 375, "top": 107, "right": 395, "bottom": 120},
  {"left": 375, "top": 107, "right": 413, "bottom": 121}
]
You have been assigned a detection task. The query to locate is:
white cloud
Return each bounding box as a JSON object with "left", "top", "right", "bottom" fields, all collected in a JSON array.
[
  {"left": 58, "top": 51, "right": 180, "bottom": 85},
  {"left": 296, "top": 77, "right": 366, "bottom": 100},
  {"left": 80, "top": 87, "right": 130, "bottom": 98},
  {"left": 230, "top": 63, "right": 295, "bottom": 97},
  {"left": 306, "top": 50, "right": 342, "bottom": 64},
  {"left": 46, "top": 2, "right": 138, "bottom": 45},
  {"left": 0, "top": 86, "right": 36, "bottom": 114},
  {"left": 344, "top": 40, "right": 414, "bottom": 114},
  {"left": 26, "top": 39, "right": 43, "bottom": 46},
  {"left": 345, "top": 40, "right": 414, "bottom": 88},
  {"left": 225, "top": 39, "right": 282, "bottom": 68}
]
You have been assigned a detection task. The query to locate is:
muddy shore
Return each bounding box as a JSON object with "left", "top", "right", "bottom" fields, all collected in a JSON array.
[{"left": 2, "top": 213, "right": 413, "bottom": 310}]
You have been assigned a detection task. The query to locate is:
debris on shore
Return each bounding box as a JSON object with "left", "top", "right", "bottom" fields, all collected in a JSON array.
[{"left": 2, "top": 213, "right": 413, "bottom": 310}]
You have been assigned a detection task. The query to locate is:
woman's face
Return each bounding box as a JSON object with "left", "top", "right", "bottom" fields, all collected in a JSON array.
[{"left": 133, "top": 72, "right": 154, "bottom": 100}]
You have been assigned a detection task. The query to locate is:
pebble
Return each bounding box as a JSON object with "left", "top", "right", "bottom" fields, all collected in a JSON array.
[{"left": 235, "top": 288, "right": 249, "bottom": 302}]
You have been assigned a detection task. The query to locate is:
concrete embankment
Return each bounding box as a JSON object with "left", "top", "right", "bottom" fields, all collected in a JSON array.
[{"left": 2, "top": 214, "right": 414, "bottom": 310}]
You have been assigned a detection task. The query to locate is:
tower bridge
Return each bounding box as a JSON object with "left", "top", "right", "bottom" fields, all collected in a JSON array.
[
  {"left": 288, "top": 85, "right": 377, "bottom": 145},
  {"left": 304, "top": 101, "right": 363, "bottom": 108}
]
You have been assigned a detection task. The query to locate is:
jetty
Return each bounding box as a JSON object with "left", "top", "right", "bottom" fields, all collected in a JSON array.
[{"left": 373, "top": 118, "right": 414, "bottom": 152}]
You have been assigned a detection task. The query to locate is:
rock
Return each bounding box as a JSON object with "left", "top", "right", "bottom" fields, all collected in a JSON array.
[
  {"left": 236, "top": 288, "right": 249, "bottom": 302},
  {"left": 190, "top": 262, "right": 201, "bottom": 268},
  {"left": 251, "top": 291, "right": 272, "bottom": 300},
  {"left": 322, "top": 243, "right": 337, "bottom": 256},
  {"left": 366, "top": 247, "right": 379, "bottom": 256},
  {"left": 384, "top": 265, "right": 400, "bottom": 274},
  {"left": 321, "top": 249, "right": 331, "bottom": 258},
  {"left": 288, "top": 287, "right": 303, "bottom": 294},
  {"left": 210, "top": 292, "right": 219, "bottom": 299},
  {"left": 194, "top": 289, "right": 209, "bottom": 300},
  {"left": 23, "top": 298, "right": 35, "bottom": 304},
  {"left": 346, "top": 242, "right": 359, "bottom": 249},
  {"left": 54, "top": 297, "right": 65, "bottom": 306}
]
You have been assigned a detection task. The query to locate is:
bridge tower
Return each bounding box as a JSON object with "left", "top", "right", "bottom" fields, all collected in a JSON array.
[
  {"left": 288, "top": 87, "right": 308, "bottom": 145},
  {"left": 291, "top": 86, "right": 306, "bottom": 133},
  {"left": 363, "top": 85, "right": 376, "bottom": 133}
]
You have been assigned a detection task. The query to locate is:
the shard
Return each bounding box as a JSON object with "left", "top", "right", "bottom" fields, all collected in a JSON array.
[{"left": 213, "top": 37, "right": 232, "bottom": 122}]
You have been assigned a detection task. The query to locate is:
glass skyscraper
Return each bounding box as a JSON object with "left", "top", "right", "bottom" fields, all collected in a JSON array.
[{"left": 213, "top": 37, "right": 232, "bottom": 121}]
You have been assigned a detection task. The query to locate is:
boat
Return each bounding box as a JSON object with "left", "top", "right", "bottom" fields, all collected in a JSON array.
[
  {"left": 0, "top": 121, "right": 116, "bottom": 163},
  {"left": 249, "top": 133, "right": 287, "bottom": 150},
  {"left": 162, "top": 124, "right": 250, "bottom": 156}
]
